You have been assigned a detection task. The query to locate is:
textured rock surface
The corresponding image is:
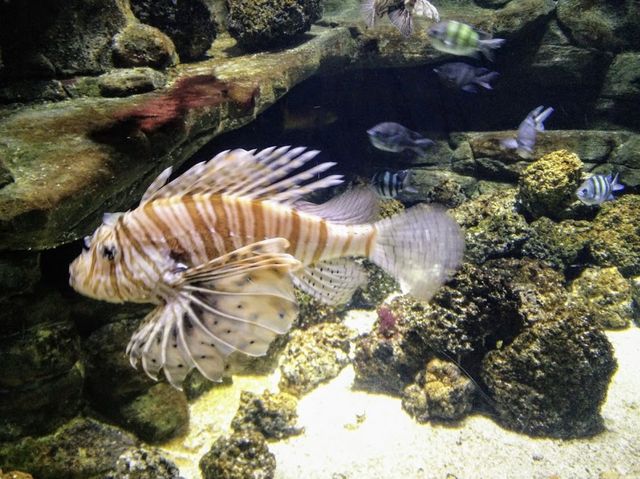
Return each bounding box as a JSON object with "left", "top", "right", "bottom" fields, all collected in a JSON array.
[
  {"left": 112, "top": 24, "right": 178, "bottom": 69},
  {"left": 230, "top": 390, "right": 303, "bottom": 439},
  {"left": 0, "top": 417, "right": 137, "bottom": 479},
  {"left": 402, "top": 358, "right": 476, "bottom": 422},
  {"left": 130, "top": 0, "right": 216, "bottom": 61},
  {"left": 279, "top": 322, "right": 356, "bottom": 396},
  {"left": 98, "top": 68, "right": 167, "bottom": 97},
  {"left": 567, "top": 267, "right": 634, "bottom": 329},
  {"left": 103, "top": 447, "right": 182, "bottom": 479},
  {"left": 482, "top": 308, "right": 617, "bottom": 438},
  {"left": 517, "top": 150, "right": 584, "bottom": 219},
  {"left": 227, "top": 0, "right": 321, "bottom": 51},
  {"left": 199, "top": 431, "right": 276, "bottom": 479}
]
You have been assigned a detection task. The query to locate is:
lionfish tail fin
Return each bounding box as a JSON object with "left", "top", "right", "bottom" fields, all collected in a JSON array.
[
  {"left": 370, "top": 205, "right": 463, "bottom": 301},
  {"left": 126, "top": 238, "right": 301, "bottom": 389}
]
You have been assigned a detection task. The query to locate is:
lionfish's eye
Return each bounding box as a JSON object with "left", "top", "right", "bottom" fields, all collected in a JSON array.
[
  {"left": 82, "top": 236, "right": 91, "bottom": 251},
  {"left": 102, "top": 245, "right": 117, "bottom": 261}
]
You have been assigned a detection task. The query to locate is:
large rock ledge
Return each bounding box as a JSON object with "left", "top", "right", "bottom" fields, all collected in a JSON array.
[{"left": 0, "top": 0, "right": 568, "bottom": 250}]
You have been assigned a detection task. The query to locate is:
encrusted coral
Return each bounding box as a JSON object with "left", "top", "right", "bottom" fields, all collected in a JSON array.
[
  {"left": 517, "top": 149, "right": 583, "bottom": 219},
  {"left": 521, "top": 217, "right": 592, "bottom": 270},
  {"left": 230, "top": 390, "right": 303, "bottom": 439},
  {"left": 401, "top": 358, "right": 476, "bottom": 422},
  {"left": 199, "top": 431, "right": 275, "bottom": 479},
  {"left": 227, "top": 0, "right": 321, "bottom": 51},
  {"left": 104, "top": 447, "right": 181, "bottom": 479},
  {"left": 587, "top": 194, "right": 640, "bottom": 277},
  {"left": 567, "top": 266, "right": 634, "bottom": 329},
  {"left": 279, "top": 322, "right": 356, "bottom": 396}
]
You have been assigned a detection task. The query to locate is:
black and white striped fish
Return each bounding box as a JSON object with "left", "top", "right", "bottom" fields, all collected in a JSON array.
[
  {"left": 576, "top": 173, "right": 624, "bottom": 205},
  {"left": 69, "top": 146, "right": 463, "bottom": 389},
  {"left": 371, "top": 169, "right": 418, "bottom": 198}
]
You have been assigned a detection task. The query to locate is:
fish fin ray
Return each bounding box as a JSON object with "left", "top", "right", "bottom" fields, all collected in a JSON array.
[
  {"left": 141, "top": 167, "right": 173, "bottom": 204},
  {"left": 361, "top": 0, "right": 376, "bottom": 27},
  {"left": 388, "top": 8, "right": 413, "bottom": 37},
  {"left": 413, "top": 0, "right": 440, "bottom": 21},
  {"left": 293, "top": 258, "right": 368, "bottom": 305},
  {"left": 295, "top": 186, "right": 379, "bottom": 224}
]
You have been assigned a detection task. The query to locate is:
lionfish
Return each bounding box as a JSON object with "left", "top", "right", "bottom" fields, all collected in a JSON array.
[{"left": 69, "top": 147, "right": 463, "bottom": 389}]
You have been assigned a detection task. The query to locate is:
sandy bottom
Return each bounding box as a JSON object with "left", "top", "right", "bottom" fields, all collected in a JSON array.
[{"left": 161, "top": 315, "right": 640, "bottom": 479}]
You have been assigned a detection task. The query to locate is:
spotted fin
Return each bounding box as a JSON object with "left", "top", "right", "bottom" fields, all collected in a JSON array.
[
  {"left": 293, "top": 258, "right": 368, "bottom": 305},
  {"left": 126, "top": 238, "right": 301, "bottom": 389},
  {"left": 295, "top": 186, "right": 379, "bottom": 224},
  {"left": 140, "top": 146, "right": 343, "bottom": 205}
]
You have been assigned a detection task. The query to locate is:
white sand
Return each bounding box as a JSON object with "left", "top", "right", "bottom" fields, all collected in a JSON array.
[{"left": 161, "top": 324, "right": 640, "bottom": 479}]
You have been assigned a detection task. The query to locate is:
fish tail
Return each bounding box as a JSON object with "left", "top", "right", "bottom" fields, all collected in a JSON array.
[
  {"left": 478, "top": 38, "right": 506, "bottom": 62},
  {"left": 370, "top": 205, "right": 463, "bottom": 301},
  {"left": 475, "top": 71, "right": 499, "bottom": 90},
  {"left": 612, "top": 172, "right": 625, "bottom": 192}
]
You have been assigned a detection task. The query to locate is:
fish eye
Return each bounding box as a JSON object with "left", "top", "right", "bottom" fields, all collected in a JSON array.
[
  {"left": 101, "top": 245, "right": 117, "bottom": 261},
  {"left": 82, "top": 236, "right": 91, "bottom": 251}
]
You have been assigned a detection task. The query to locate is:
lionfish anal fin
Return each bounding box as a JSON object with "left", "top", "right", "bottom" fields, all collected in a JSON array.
[
  {"left": 126, "top": 238, "right": 301, "bottom": 389},
  {"left": 293, "top": 258, "right": 368, "bottom": 305}
]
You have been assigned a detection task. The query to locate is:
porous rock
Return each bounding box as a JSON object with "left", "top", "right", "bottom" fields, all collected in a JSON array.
[
  {"left": 568, "top": 266, "right": 634, "bottom": 329},
  {"left": 279, "top": 322, "right": 356, "bottom": 396},
  {"left": 130, "top": 0, "right": 216, "bottom": 62},
  {"left": 118, "top": 383, "right": 189, "bottom": 443},
  {"left": 482, "top": 306, "right": 617, "bottom": 438},
  {"left": 402, "top": 358, "right": 475, "bottom": 422},
  {"left": 103, "top": 447, "right": 182, "bottom": 479},
  {"left": 98, "top": 68, "right": 167, "bottom": 97},
  {"left": 112, "top": 23, "right": 178, "bottom": 69},
  {"left": 0, "top": 251, "right": 40, "bottom": 300},
  {"left": 227, "top": 0, "right": 321, "bottom": 51},
  {"left": 587, "top": 194, "right": 640, "bottom": 277},
  {"left": 0, "top": 417, "right": 137, "bottom": 479},
  {"left": 231, "top": 390, "right": 303, "bottom": 439},
  {"left": 518, "top": 150, "right": 583, "bottom": 219},
  {"left": 199, "top": 431, "right": 276, "bottom": 479}
]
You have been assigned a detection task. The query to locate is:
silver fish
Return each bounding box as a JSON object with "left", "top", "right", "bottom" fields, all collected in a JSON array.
[
  {"left": 361, "top": 0, "right": 439, "bottom": 37},
  {"left": 576, "top": 173, "right": 624, "bottom": 205},
  {"left": 434, "top": 62, "right": 499, "bottom": 93},
  {"left": 371, "top": 169, "right": 418, "bottom": 198},
  {"left": 500, "top": 105, "right": 554, "bottom": 159},
  {"left": 427, "top": 20, "right": 505, "bottom": 61},
  {"left": 367, "top": 122, "right": 435, "bottom": 155}
]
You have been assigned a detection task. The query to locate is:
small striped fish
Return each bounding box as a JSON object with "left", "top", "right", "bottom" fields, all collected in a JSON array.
[
  {"left": 576, "top": 173, "right": 624, "bottom": 205},
  {"left": 69, "top": 147, "right": 463, "bottom": 389},
  {"left": 427, "top": 20, "right": 505, "bottom": 61},
  {"left": 371, "top": 169, "right": 417, "bottom": 198}
]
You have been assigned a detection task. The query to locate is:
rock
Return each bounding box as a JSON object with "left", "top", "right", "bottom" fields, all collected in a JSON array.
[
  {"left": 130, "top": 0, "right": 216, "bottom": 62},
  {"left": 0, "top": 472, "right": 32, "bottom": 479},
  {"left": 601, "top": 53, "right": 640, "bottom": 101},
  {"left": 350, "top": 259, "right": 398, "bottom": 310},
  {"left": 567, "top": 267, "right": 634, "bottom": 329},
  {"left": 230, "top": 390, "right": 303, "bottom": 439},
  {"left": 482, "top": 306, "right": 617, "bottom": 438},
  {"left": 293, "top": 289, "right": 345, "bottom": 329},
  {"left": 279, "top": 322, "right": 356, "bottom": 396},
  {"left": 98, "top": 68, "right": 167, "bottom": 98},
  {"left": 118, "top": 383, "right": 189, "bottom": 443},
  {"left": 0, "top": 363, "right": 84, "bottom": 441},
  {"left": 353, "top": 301, "right": 430, "bottom": 395},
  {"left": 0, "top": 0, "right": 128, "bottom": 78},
  {"left": 112, "top": 23, "right": 178, "bottom": 69},
  {"left": 557, "top": 0, "right": 640, "bottom": 52},
  {"left": 103, "top": 447, "right": 182, "bottom": 479},
  {"left": 609, "top": 133, "right": 640, "bottom": 187},
  {"left": 0, "top": 289, "right": 70, "bottom": 337},
  {"left": 199, "top": 431, "right": 276, "bottom": 479},
  {"left": 0, "top": 320, "right": 79, "bottom": 388},
  {"left": 0, "top": 80, "right": 68, "bottom": 104},
  {"left": 521, "top": 217, "right": 592, "bottom": 271},
  {"left": 401, "top": 358, "right": 476, "bottom": 422},
  {"left": 0, "top": 417, "right": 137, "bottom": 479},
  {"left": 407, "top": 169, "right": 475, "bottom": 207},
  {"left": 0, "top": 251, "right": 40, "bottom": 300},
  {"left": 517, "top": 150, "right": 583, "bottom": 219},
  {"left": 227, "top": 0, "right": 321, "bottom": 51},
  {"left": 588, "top": 195, "right": 640, "bottom": 277},
  {"left": 451, "top": 189, "right": 531, "bottom": 264}
]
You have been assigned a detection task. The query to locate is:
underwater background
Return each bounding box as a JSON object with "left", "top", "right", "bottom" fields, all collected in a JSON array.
[{"left": 0, "top": 0, "right": 639, "bottom": 478}]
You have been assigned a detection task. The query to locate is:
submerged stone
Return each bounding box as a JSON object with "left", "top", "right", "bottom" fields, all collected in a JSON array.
[
  {"left": 98, "top": 68, "right": 167, "bottom": 98},
  {"left": 112, "top": 23, "right": 178, "bottom": 69},
  {"left": 103, "top": 447, "right": 182, "bottom": 479},
  {"left": 231, "top": 390, "right": 303, "bottom": 440},
  {"left": 199, "top": 431, "right": 276, "bottom": 479}
]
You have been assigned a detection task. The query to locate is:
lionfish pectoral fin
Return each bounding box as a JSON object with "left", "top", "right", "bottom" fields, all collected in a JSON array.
[
  {"left": 140, "top": 146, "right": 343, "bottom": 206},
  {"left": 126, "top": 238, "right": 301, "bottom": 389},
  {"left": 500, "top": 138, "right": 519, "bottom": 150},
  {"left": 361, "top": 0, "right": 377, "bottom": 27},
  {"left": 413, "top": 0, "right": 440, "bottom": 21},
  {"left": 388, "top": 8, "right": 413, "bottom": 37},
  {"left": 293, "top": 258, "right": 368, "bottom": 305},
  {"left": 294, "top": 186, "right": 380, "bottom": 224},
  {"left": 140, "top": 166, "right": 173, "bottom": 204}
]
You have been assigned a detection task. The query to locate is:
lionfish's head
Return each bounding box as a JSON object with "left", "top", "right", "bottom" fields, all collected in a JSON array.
[{"left": 69, "top": 212, "right": 155, "bottom": 303}]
